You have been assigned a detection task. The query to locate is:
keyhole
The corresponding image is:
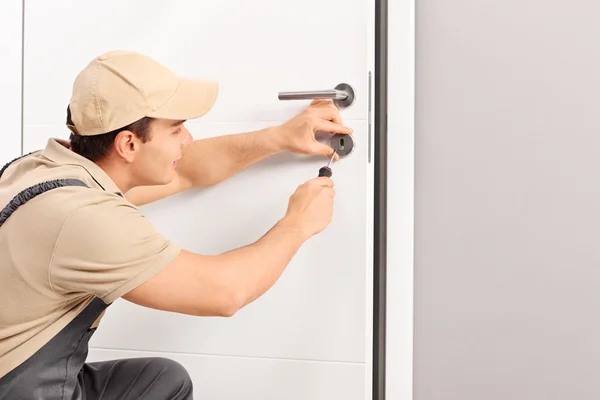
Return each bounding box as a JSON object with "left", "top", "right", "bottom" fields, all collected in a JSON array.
[{"left": 339, "top": 138, "right": 345, "bottom": 150}]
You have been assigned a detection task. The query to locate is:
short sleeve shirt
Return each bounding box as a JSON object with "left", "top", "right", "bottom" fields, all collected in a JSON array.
[{"left": 0, "top": 138, "right": 181, "bottom": 378}]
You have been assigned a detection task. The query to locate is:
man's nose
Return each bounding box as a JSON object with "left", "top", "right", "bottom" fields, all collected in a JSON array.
[{"left": 181, "top": 127, "right": 193, "bottom": 147}]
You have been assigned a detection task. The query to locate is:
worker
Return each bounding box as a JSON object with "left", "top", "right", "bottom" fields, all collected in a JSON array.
[{"left": 0, "top": 50, "right": 353, "bottom": 399}]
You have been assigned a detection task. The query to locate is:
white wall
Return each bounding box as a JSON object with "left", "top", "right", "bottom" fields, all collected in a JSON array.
[
  {"left": 414, "top": 0, "right": 600, "bottom": 399},
  {"left": 0, "top": 1, "right": 22, "bottom": 164}
]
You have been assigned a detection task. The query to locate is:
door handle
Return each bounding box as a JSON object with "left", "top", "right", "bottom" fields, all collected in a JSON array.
[{"left": 278, "top": 83, "right": 355, "bottom": 109}]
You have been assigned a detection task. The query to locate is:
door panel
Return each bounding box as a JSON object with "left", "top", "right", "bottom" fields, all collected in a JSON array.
[
  {"left": 23, "top": 1, "right": 368, "bottom": 126},
  {"left": 0, "top": 1, "right": 22, "bottom": 164},
  {"left": 88, "top": 348, "right": 365, "bottom": 400},
  {"left": 24, "top": 1, "right": 373, "bottom": 398}
]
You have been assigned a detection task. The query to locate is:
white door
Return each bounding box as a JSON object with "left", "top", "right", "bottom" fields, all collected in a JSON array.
[{"left": 23, "top": 1, "right": 377, "bottom": 398}]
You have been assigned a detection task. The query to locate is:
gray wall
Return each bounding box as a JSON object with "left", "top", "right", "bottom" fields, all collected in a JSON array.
[{"left": 414, "top": 1, "right": 600, "bottom": 399}]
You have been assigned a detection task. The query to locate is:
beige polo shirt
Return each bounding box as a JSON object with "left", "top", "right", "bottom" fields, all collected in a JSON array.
[{"left": 0, "top": 138, "right": 181, "bottom": 378}]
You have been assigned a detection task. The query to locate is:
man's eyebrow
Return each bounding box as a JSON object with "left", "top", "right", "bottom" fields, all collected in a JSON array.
[{"left": 170, "top": 120, "right": 186, "bottom": 127}]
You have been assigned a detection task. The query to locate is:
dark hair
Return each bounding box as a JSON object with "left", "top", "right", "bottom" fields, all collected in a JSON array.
[{"left": 67, "top": 106, "right": 154, "bottom": 162}]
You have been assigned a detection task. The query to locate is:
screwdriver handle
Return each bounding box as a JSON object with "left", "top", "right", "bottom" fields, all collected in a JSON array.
[{"left": 318, "top": 166, "right": 332, "bottom": 177}]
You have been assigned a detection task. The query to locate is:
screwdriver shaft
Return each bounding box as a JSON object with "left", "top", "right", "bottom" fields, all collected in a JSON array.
[
  {"left": 327, "top": 150, "right": 337, "bottom": 167},
  {"left": 318, "top": 150, "right": 337, "bottom": 178}
]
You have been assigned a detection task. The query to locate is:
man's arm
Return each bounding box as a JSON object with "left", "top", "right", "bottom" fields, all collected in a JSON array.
[
  {"left": 122, "top": 220, "right": 304, "bottom": 317},
  {"left": 122, "top": 176, "right": 335, "bottom": 316},
  {"left": 125, "top": 127, "right": 281, "bottom": 206},
  {"left": 125, "top": 100, "right": 352, "bottom": 206}
]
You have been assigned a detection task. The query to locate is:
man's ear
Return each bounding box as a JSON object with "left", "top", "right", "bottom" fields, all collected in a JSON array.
[{"left": 113, "top": 130, "right": 140, "bottom": 163}]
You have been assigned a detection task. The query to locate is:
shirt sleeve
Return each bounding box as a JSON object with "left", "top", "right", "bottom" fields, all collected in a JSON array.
[{"left": 49, "top": 194, "right": 181, "bottom": 304}]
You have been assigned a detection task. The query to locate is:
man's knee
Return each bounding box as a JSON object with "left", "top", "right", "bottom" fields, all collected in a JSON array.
[{"left": 149, "top": 357, "right": 193, "bottom": 399}]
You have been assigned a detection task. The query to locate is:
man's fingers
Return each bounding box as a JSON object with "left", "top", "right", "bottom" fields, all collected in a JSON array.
[
  {"left": 310, "top": 141, "right": 338, "bottom": 158},
  {"left": 313, "top": 119, "right": 354, "bottom": 135},
  {"left": 311, "top": 176, "right": 334, "bottom": 188},
  {"left": 310, "top": 103, "right": 343, "bottom": 125},
  {"left": 310, "top": 99, "right": 334, "bottom": 106}
]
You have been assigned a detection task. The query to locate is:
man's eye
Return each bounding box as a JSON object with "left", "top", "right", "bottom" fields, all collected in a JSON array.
[{"left": 173, "top": 127, "right": 182, "bottom": 135}]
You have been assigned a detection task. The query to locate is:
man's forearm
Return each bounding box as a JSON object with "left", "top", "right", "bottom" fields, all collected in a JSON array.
[
  {"left": 178, "top": 127, "right": 283, "bottom": 188},
  {"left": 124, "top": 127, "right": 286, "bottom": 207},
  {"left": 214, "top": 216, "right": 306, "bottom": 312},
  {"left": 176, "top": 100, "right": 350, "bottom": 190},
  {"left": 123, "top": 176, "right": 331, "bottom": 317},
  {"left": 122, "top": 217, "right": 307, "bottom": 317}
]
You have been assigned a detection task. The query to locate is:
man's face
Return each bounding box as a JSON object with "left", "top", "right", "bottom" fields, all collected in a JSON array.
[{"left": 133, "top": 118, "right": 192, "bottom": 186}]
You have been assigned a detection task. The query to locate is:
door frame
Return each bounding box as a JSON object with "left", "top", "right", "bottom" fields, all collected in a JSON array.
[
  {"left": 374, "top": 0, "right": 415, "bottom": 399},
  {"left": 373, "top": 0, "right": 388, "bottom": 397}
]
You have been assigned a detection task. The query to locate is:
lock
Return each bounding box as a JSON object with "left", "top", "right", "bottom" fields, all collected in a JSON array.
[{"left": 331, "top": 134, "right": 355, "bottom": 157}]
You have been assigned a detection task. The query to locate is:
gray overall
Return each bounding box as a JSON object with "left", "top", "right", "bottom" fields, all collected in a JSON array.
[{"left": 0, "top": 154, "right": 193, "bottom": 400}]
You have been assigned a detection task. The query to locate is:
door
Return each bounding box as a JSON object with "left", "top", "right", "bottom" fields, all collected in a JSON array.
[{"left": 23, "top": 1, "right": 377, "bottom": 399}]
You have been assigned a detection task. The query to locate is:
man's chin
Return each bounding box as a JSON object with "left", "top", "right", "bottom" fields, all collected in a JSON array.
[{"left": 139, "top": 174, "right": 174, "bottom": 188}]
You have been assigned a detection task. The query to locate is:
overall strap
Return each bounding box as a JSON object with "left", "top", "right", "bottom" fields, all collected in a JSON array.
[
  {"left": 0, "top": 177, "right": 99, "bottom": 399},
  {"left": 0, "top": 179, "right": 88, "bottom": 228},
  {"left": 0, "top": 151, "right": 36, "bottom": 179}
]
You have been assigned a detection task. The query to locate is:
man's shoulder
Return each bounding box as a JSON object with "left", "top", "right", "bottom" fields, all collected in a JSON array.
[
  {"left": 41, "top": 184, "right": 137, "bottom": 223},
  {"left": 1, "top": 179, "right": 136, "bottom": 234},
  {"left": 2, "top": 159, "right": 118, "bottom": 203}
]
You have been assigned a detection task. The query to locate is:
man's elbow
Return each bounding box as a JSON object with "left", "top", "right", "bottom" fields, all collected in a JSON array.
[
  {"left": 213, "top": 291, "right": 244, "bottom": 317},
  {"left": 219, "top": 304, "right": 238, "bottom": 317},
  {"left": 187, "top": 173, "right": 222, "bottom": 189}
]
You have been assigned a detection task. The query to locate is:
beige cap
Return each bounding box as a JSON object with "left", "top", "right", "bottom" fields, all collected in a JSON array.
[{"left": 67, "top": 50, "right": 218, "bottom": 136}]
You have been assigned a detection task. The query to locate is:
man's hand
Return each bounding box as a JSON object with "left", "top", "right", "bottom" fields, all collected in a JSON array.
[
  {"left": 281, "top": 176, "right": 336, "bottom": 240},
  {"left": 273, "top": 99, "right": 354, "bottom": 161}
]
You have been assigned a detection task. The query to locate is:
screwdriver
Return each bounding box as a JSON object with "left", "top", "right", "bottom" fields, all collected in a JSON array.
[{"left": 318, "top": 150, "right": 337, "bottom": 177}]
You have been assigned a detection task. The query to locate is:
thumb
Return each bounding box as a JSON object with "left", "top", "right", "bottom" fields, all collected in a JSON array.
[
  {"left": 312, "top": 142, "right": 338, "bottom": 160},
  {"left": 310, "top": 98, "right": 333, "bottom": 106}
]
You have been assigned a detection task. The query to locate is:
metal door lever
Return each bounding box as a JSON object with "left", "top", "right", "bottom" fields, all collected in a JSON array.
[{"left": 278, "top": 83, "right": 355, "bottom": 109}]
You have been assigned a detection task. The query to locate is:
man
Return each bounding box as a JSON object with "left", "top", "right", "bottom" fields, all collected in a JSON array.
[{"left": 0, "top": 50, "right": 353, "bottom": 399}]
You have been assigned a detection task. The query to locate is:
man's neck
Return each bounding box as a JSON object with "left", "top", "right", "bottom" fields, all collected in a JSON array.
[{"left": 95, "top": 158, "right": 134, "bottom": 194}]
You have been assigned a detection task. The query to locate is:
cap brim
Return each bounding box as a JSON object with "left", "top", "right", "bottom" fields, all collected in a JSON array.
[{"left": 147, "top": 78, "right": 218, "bottom": 121}]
